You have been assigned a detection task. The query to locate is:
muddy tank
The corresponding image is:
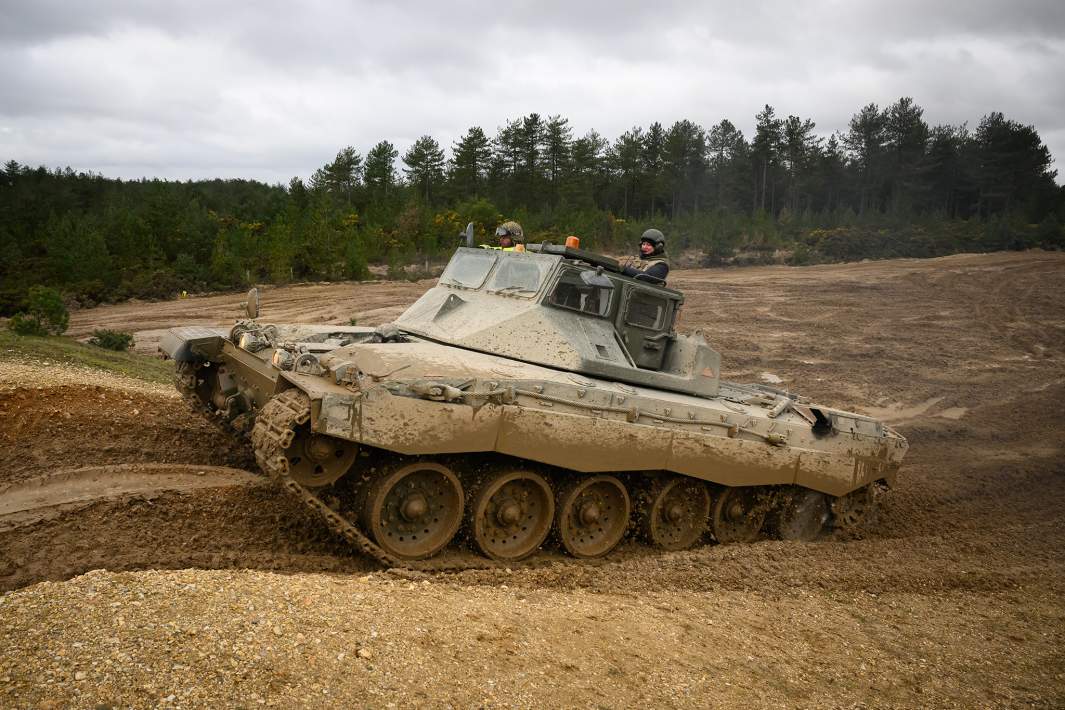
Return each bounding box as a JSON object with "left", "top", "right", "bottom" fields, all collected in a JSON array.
[{"left": 162, "top": 244, "right": 908, "bottom": 566}]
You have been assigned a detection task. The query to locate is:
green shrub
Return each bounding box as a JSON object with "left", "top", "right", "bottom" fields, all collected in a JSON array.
[
  {"left": 7, "top": 286, "right": 68, "bottom": 336},
  {"left": 88, "top": 329, "right": 134, "bottom": 351},
  {"left": 8, "top": 313, "right": 48, "bottom": 336}
]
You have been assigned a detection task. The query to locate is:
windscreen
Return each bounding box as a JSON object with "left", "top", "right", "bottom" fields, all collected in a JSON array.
[
  {"left": 439, "top": 249, "right": 497, "bottom": 289},
  {"left": 486, "top": 256, "right": 552, "bottom": 297}
]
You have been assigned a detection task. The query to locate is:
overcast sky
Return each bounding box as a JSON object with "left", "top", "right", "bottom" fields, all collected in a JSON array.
[{"left": 2, "top": 0, "right": 1063, "bottom": 185}]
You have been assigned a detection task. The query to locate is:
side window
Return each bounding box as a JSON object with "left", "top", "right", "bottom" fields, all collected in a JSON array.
[
  {"left": 548, "top": 270, "right": 612, "bottom": 317},
  {"left": 625, "top": 290, "right": 668, "bottom": 330}
]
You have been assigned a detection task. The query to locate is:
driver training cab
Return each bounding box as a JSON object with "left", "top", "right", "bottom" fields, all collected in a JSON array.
[{"left": 542, "top": 256, "right": 681, "bottom": 371}]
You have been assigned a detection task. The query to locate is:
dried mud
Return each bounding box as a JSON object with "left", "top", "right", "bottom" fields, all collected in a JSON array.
[{"left": 2, "top": 250, "right": 1064, "bottom": 707}]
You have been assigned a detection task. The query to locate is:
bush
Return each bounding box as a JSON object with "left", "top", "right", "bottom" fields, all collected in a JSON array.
[
  {"left": 8, "top": 313, "right": 48, "bottom": 336},
  {"left": 88, "top": 329, "right": 134, "bottom": 351},
  {"left": 7, "top": 286, "right": 68, "bottom": 336},
  {"left": 123, "top": 268, "right": 184, "bottom": 301}
]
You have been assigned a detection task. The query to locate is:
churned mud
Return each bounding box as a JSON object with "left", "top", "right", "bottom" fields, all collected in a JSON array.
[{"left": 2, "top": 250, "right": 1064, "bottom": 707}]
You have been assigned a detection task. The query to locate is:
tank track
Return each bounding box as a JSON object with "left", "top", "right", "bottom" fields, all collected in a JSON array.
[
  {"left": 251, "top": 389, "right": 404, "bottom": 568},
  {"left": 175, "top": 362, "right": 238, "bottom": 436},
  {"left": 248, "top": 390, "right": 491, "bottom": 573}
]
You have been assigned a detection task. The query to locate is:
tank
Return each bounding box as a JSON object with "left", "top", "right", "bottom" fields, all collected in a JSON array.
[{"left": 162, "top": 243, "right": 908, "bottom": 567}]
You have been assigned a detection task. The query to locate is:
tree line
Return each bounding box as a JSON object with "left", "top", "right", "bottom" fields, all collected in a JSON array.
[{"left": 1, "top": 97, "right": 1062, "bottom": 315}]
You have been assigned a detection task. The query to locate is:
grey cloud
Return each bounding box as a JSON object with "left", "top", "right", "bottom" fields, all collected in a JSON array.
[{"left": 1, "top": 0, "right": 1063, "bottom": 183}]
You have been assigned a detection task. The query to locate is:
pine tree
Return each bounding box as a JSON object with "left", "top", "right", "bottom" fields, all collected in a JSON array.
[
  {"left": 543, "top": 115, "right": 573, "bottom": 207},
  {"left": 517, "top": 113, "right": 546, "bottom": 206},
  {"left": 752, "top": 105, "right": 783, "bottom": 213},
  {"left": 973, "top": 112, "right": 1054, "bottom": 218},
  {"left": 664, "top": 120, "right": 706, "bottom": 218},
  {"left": 641, "top": 122, "right": 666, "bottom": 216},
  {"left": 402, "top": 135, "right": 446, "bottom": 203},
  {"left": 706, "top": 119, "right": 749, "bottom": 212},
  {"left": 490, "top": 119, "right": 523, "bottom": 208},
  {"left": 565, "top": 130, "right": 607, "bottom": 209},
  {"left": 309, "top": 146, "right": 362, "bottom": 202},
  {"left": 364, "top": 141, "right": 399, "bottom": 198},
  {"left": 780, "top": 115, "right": 820, "bottom": 214},
  {"left": 609, "top": 127, "right": 644, "bottom": 218},
  {"left": 843, "top": 103, "right": 887, "bottom": 213},
  {"left": 925, "top": 124, "right": 969, "bottom": 218},
  {"left": 449, "top": 126, "right": 492, "bottom": 199},
  {"left": 884, "top": 98, "right": 930, "bottom": 214}
]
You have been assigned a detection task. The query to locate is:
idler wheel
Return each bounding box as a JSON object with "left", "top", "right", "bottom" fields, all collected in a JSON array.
[
  {"left": 283, "top": 429, "right": 358, "bottom": 488},
  {"left": 638, "top": 477, "right": 711, "bottom": 550},
  {"left": 772, "top": 487, "right": 830, "bottom": 542},
  {"left": 711, "top": 486, "right": 768, "bottom": 544},
  {"left": 555, "top": 475, "right": 630, "bottom": 559},
  {"left": 470, "top": 470, "right": 555, "bottom": 562},
  {"left": 362, "top": 461, "right": 464, "bottom": 560}
]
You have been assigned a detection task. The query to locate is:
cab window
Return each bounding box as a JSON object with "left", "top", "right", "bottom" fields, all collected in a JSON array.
[
  {"left": 486, "top": 257, "right": 550, "bottom": 297},
  {"left": 625, "top": 290, "right": 668, "bottom": 330},
  {"left": 548, "top": 269, "right": 613, "bottom": 317},
  {"left": 439, "top": 249, "right": 497, "bottom": 289}
]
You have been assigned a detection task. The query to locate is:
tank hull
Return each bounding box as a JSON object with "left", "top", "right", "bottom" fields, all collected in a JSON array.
[
  {"left": 165, "top": 310, "right": 906, "bottom": 564},
  {"left": 289, "top": 340, "right": 905, "bottom": 498},
  {"left": 168, "top": 325, "right": 905, "bottom": 499}
]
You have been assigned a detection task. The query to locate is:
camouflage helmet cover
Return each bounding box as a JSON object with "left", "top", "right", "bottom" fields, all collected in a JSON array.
[{"left": 495, "top": 220, "right": 524, "bottom": 242}]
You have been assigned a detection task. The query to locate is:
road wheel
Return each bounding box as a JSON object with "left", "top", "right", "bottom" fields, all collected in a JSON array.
[
  {"left": 638, "top": 476, "right": 711, "bottom": 550},
  {"left": 362, "top": 461, "right": 464, "bottom": 560},
  {"left": 772, "top": 487, "right": 830, "bottom": 542},
  {"left": 711, "top": 486, "right": 768, "bottom": 543},
  {"left": 469, "top": 469, "right": 554, "bottom": 562},
  {"left": 555, "top": 475, "right": 630, "bottom": 559}
]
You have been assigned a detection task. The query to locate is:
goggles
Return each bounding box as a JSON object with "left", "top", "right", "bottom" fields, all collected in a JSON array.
[{"left": 495, "top": 226, "right": 515, "bottom": 237}]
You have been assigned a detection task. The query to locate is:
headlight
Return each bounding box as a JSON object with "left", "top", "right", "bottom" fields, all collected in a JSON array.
[
  {"left": 271, "top": 349, "right": 294, "bottom": 371},
  {"left": 238, "top": 331, "right": 268, "bottom": 353}
]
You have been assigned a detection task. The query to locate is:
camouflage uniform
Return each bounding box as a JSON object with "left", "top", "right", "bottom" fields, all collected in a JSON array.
[{"left": 622, "top": 254, "right": 670, "bottom": 280}]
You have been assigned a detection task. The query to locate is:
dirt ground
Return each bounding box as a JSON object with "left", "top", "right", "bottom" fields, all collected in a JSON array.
[{"left": 2, "top": 250, "right": 1064, "bottom": 708}]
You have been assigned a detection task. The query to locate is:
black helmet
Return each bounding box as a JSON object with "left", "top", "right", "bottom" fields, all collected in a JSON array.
[{"left": 640, "top": 228, "right": 665, "bottom": 254}]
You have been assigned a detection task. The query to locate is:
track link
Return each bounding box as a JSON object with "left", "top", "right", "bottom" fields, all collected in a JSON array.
[{"left": 251, "top": 389, "right": 402, "bottom": 568}]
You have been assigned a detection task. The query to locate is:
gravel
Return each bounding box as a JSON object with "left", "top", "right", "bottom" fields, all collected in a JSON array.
[{"left": 2, "top": 567, "right": 1063, "bottom": 708}]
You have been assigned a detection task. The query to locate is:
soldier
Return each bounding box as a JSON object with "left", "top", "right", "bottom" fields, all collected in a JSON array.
[
  {"left": 494, "top": 221, "right": 524, "bottom": 250},
  {"left": 622, "top": 228, "right": 670, "bottom": 282}
]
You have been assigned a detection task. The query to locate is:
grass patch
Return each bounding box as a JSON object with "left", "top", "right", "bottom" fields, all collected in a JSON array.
[{"left": 0, "top": 330, "right": 174, "bottom": 385}]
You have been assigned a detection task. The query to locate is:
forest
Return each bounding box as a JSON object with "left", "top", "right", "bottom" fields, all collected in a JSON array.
[{"left": 1, "top": 97, "right": 1062, "bottom": 315}]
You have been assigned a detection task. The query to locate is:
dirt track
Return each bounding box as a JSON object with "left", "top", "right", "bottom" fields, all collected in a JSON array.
[{"left": 3, "top": 250, "right": 1065, "bottom": 707}]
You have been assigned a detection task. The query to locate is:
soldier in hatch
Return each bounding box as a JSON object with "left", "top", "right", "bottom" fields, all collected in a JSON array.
[
  {"left": 494, "top": 221, "right": 524, "bottom": 250},
  {"left": 621, "top": 228, "right": 670, "bottom": 283}
]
